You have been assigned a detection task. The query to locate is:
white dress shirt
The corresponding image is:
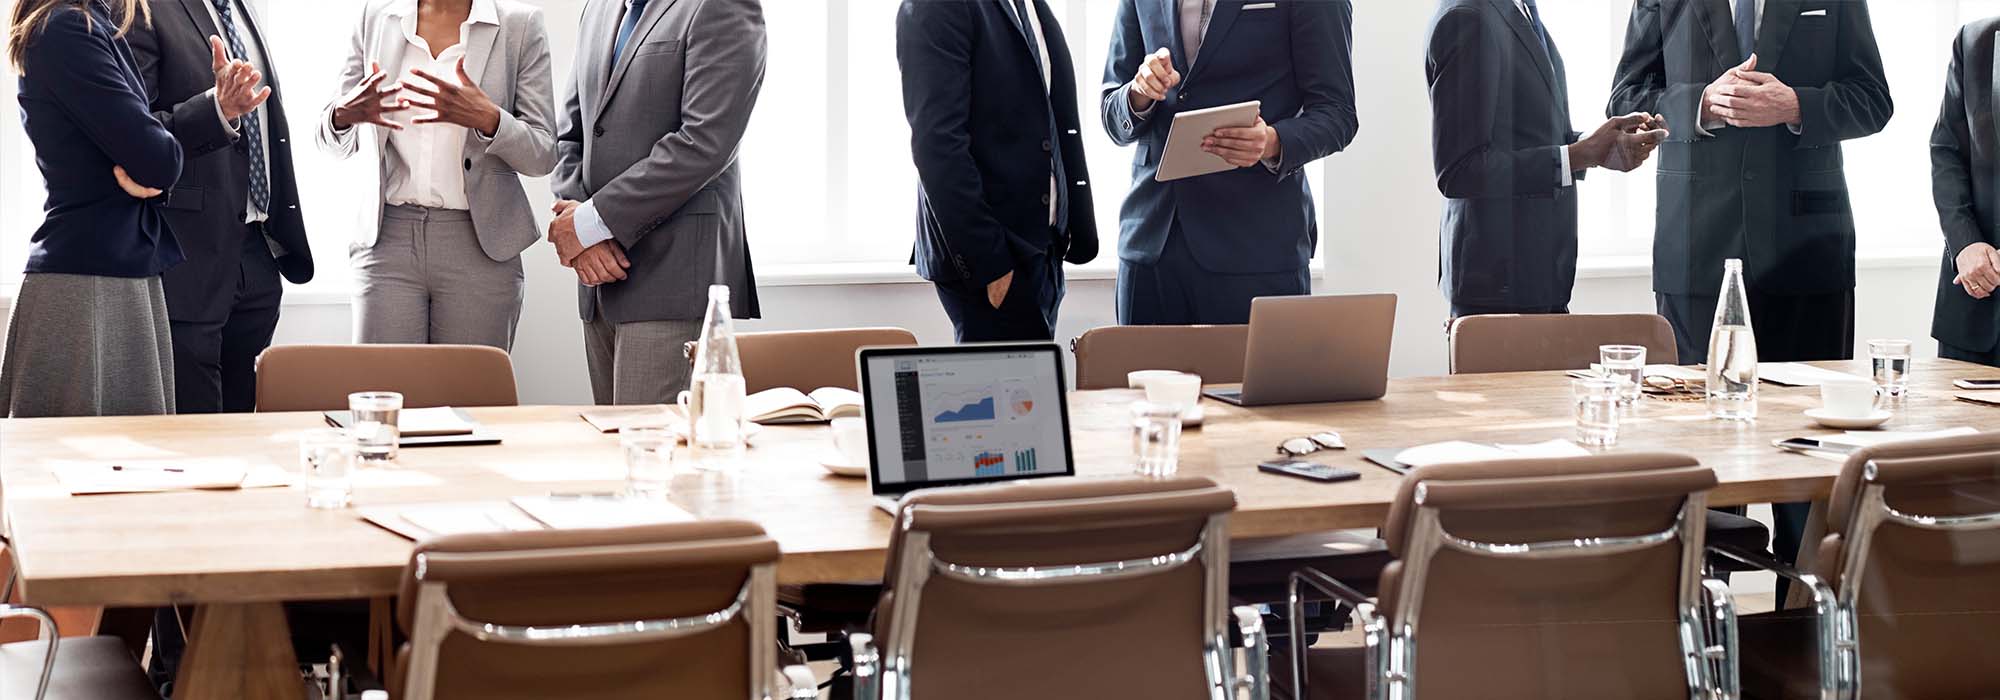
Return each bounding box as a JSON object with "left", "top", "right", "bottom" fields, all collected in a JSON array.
[
  {"left": 1700, "top": 0, "right": 1790, "bottom": 136},
  {"left": 1013, "top": 0, "right": 1059, "bottom": 227},
  {"left": 382, "top": 0, "right": 498, "bottom": 210},
  {"left": 200, "top": 0, "right": 272, "bottom": 224}
]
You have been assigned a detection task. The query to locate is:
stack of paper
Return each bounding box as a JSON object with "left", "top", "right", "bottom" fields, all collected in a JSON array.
[
  {"left": 1395, "top": 439, "right": 1590, "bottom": 468},
  {"left": 512, "top": 495, "right": 695, "bottom": 529},
  {"left": 49, "top": 458, "right": 290, "bottom": 495},
  {"left": 579, "top": 405, "right": 679, "bottom": 433},
  {"left": 1816, "top": 427, "right": 1978, "bottom": 450},
  {"left": 359, "top": 502, "right": 546, "bottom": 540},
  {"left": 395, "top": 407, "right": 479, "bottom": 436},
  {"left": 1956, "top": 391, "right": 2000, "bottom": 407},
  {"left": 1759, "top": 363, "right": 1867, "bottom": 387}
]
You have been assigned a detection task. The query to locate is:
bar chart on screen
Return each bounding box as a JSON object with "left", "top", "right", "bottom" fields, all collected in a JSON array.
[{"left": 973, "top": 451, "right": 1007, "bottom": 476}]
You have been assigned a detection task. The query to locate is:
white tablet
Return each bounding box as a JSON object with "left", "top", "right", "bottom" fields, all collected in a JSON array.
[{"left": 1156, "top": 100, "right": 1262, "bottom": 182}]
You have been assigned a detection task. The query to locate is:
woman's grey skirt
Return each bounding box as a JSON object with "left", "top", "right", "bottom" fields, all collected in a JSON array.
[{"left": 0, "top": 273, "right": 175, "bottom": 417}]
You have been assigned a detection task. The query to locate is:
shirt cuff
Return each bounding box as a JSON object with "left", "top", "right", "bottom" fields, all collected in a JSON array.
[
  {"left": 210, "top": 88, "right": 239, "bottom": 132},
  {"left": 1559, "top": 144, "right": 1574, "bottom": 187},
  {"left": 1787, "top": 122, "right": 1803, "bottom": 135},
  {"left": 575, "top": 200, "right": 615, "bottom": 250},
  {"left": 1696, "top": 119, "right": 1722, "bottom": 138},
  {"left": 1129, "top": 83, "right": 1157, "bottom": 120}
]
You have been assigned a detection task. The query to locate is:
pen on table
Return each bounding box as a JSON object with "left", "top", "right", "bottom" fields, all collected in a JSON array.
[
  {"left": 547, "top": 491, "right": 624, "bottom": 500},
  {"left": 111, "top": 465, "right": 185, "bottom": 473}
]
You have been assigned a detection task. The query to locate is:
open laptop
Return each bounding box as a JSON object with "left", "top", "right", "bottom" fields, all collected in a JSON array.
[
  {"left": 1203, "top": 293, "right": 1398, "bottom": 407},
  {"left": 857, "top": 343, "right": 1077, "bottom": 514}
]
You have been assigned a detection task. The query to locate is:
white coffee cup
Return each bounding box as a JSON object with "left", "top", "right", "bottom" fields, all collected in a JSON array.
[
  {"left": 1127, "top": 369, "right": 1183, "bottom": 390},
  {"left": 1819, "top": 379, "right": 1879, "bottom": 418},
  {"left": 1144, "top": 373, "right": 1203, "bottom": 412},
  {"left": 830, "top": 417, "right": 869, "bottom": 466}
]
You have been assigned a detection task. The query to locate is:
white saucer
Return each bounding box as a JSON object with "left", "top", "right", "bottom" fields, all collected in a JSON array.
[
  {"left": 819, "top": 454, "right": 867, "bottom": 478},
  {"left": 1183, "top": 405, "right": 1206, "bottom": 428},
  {"left": 1805, "top": 408, "right": 1892, "bottom": 430}
]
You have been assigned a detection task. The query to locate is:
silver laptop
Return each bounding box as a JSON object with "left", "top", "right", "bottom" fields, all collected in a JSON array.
[
  {"left": 857, "top": 343, "right": 1077, "bottom": 514},
  {"left": 1203, "top": 294, "right": 1398, "bottom": 407}
]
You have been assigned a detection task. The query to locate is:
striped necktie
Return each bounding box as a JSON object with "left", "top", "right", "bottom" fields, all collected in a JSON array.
[{"left": 211, "top": 0, "right": 267, "bottom": 213}]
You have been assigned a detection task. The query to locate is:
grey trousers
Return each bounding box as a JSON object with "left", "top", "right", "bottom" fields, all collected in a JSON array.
[
  {"left": 352, "top": 205, "right": 524, "bottom": 351},
  {"left": 583, "top": 310, "right": 701, "bottom": 406},
  {"left": 0, "top": 273, "right": 175, "bottom": 417}
]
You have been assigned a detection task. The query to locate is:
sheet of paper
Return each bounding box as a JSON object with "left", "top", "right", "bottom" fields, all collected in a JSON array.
[
  {"left": 1759, "top": 363, "right": 1867, "bottom": 388},
  {"left": 397, "top": 407, "right": 477, "bottom": 436},
  {"left": 395, "top": 502, "right": 545, "bottom": 537},
  {"left": 1395, "top": 441, "right": 1515, "bottom": 467},
  {"left": 512, "top": 495, "right": 696, "bottom": 530},
  {"left": 1495, "top": 439, "right": 1593, "bottom": 459},
  {"left": 1817, "top": 427, "right": 1978, "bottom": 449},
  {"left": 48, "top": 458, "right": 252, "bottom": 495},
  {"left": 579, "top": 405, "right": 678, "bottom": 433},
  {"left": 1956, "top": 391, "right": 2000, "bottom": 407}
]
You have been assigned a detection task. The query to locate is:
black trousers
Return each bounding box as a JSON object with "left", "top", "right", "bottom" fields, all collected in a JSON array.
[
  {"left": 1117, "top": 224, "right": 1310, "bottom": 325},
  {"left": 1942, "top": 339, "right": 2000, "bottom": 367},
  {"left": 169, "top": 231, "right": 283, "bottom": 413},
  {"left": 934, "top": 250, "right": 1065, "bottom": 343},
  {"left": 1660, "top": 289, "right": 1853, "bottom": 595},
  {"left": 1449, "top": 302, "right": 1569, "bottom": 318}
]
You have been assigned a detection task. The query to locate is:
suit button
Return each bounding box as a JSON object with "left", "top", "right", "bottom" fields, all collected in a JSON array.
[
  {"left": 1743, "top": 172, "right": 1756, "bottom": 181},
  {"left": 1041, "top": 139, "right": 1052, "bottom": 152},
  {"left": 593, "top": 126, "right": 606, "bottom": 137},
  {"left": 1178, "top": 90, "right": 1187, "bottom": 101},
  {"left": 463, "top": 159, "right": 472, "bottom": 171},
  {"left": 1040, "top": 194, "right": 1052, "bottom": 205}
]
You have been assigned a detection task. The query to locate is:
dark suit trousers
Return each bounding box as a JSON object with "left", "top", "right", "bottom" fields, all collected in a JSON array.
[
  {"left": 1942, "top": 340, "right": 2000, "bottom": 367},
  {"left": 1118, "top": 224, "right": 1311, "bottom": 325},
  {"left": 1659, "top": 289, "right": 1854, "bottom": 583},
  {"left": 168, "top": 229, "right": 283, "bottom": 413},
  {"left": 935, "top": 249, "right": 1065, "bottom": 343},
  {"left": 1449, "top": 302, "right": 1570, "bottom": 318}
]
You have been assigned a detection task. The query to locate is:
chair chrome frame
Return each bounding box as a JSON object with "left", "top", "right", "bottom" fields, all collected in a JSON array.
[
  {"left": 1287, "top": 488, "right": 1737, "bottom": 700},
  {"left": 1712, "top": 457, "right": 2000, "bottom": 700},
  {"left": 400, "top": 552, "right": 817, "bottom": 700},
  {"left": 0, "top": 604, "right": 59, "bottom": 700},
  {"left": 850, "top": 511, "right": 1269, "bottom": 700}
]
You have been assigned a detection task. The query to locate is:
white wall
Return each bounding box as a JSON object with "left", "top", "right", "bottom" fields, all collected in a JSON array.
[{"left": 49, "top": 0, "right": 1948, "bottom": 405}]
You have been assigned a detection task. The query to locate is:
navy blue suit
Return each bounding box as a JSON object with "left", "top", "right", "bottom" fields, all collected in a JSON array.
[
  {"left": 1101, "top": 0, "right": 1356, "bottom": 325},
  {"left": 897, "top": 0, "right": 1098, "bottom": 342},
  {"left": 16, "top": 3, "right": 184, "bottom": 278}
]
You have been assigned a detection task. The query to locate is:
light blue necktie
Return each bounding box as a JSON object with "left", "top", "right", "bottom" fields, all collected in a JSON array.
[
  {"left": 211, "top": 0, "right": 267, "bottom": 213},
  {"left": 1735, "top": 0, "right": 1757, "bottom": 61},
  {"left": 613, "top": 0, "right": 652, "bottom": 63}
]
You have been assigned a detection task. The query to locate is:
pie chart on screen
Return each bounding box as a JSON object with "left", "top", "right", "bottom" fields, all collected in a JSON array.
[{"left": 1009, "top": 387, "right": 1035, "bottom": 418}]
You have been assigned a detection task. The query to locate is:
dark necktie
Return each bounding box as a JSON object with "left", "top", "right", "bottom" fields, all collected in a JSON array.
[
  {"left": 613, "top": 0, "right": 653, "bottom": 63},
  {"left": 1010, "top": 0, "right": 1046, "bottom": 85},
  {"left": 1519, "top": 0, "right": 1553, "bottom": 59},
  {"left": 211, "top": 0, "right": 268, "bottom": 213},
  {"left": 1735, "top": 0, "right": 1757, "bottom": 61},
  {"left": 1008, "top": 0, "right": 1067, "bottom": 232}
]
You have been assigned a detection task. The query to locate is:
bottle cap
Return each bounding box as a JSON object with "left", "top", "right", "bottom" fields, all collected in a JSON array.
[
  {"left": 708, "top": 284, "right": 731, "bottom": 301},
  {"left": 1724, "top": 258, "right": 1743, "bottom": 271}
]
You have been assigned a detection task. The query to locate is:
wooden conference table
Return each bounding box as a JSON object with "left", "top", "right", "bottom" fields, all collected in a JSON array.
[{"left": 3, "top": 358, "right": 1995, "bottom": 697}]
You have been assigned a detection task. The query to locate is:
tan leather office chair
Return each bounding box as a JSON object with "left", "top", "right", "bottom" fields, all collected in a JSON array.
[
  {"left": 1720, "top": 433, "right": 2000, "bottom": 700},
  {"left": 254, "top": 344, "right": 518, "bottom": 412},
  {"left": 392, "top": 521, "right": 816, "bottom": 700},
  {"left": 1286, "top": 453, "right": 1736, "bottom": 700},
  {"left": 682, "top": 328, "right": 919, "bottom": 393},
  {"left": 1446, "top": 313, "right": 1679, "bottom": 375},
  {"left": 1070, "top": 324, "right": 1249, "bottom": 390},
  {"left": 850, "top": 477, "right": 1269, "bottom": 700}
]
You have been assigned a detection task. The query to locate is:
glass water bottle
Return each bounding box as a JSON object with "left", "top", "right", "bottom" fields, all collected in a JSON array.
[
  {"left": 688, "top": 285, "right": 748, "bottom": 462},
  {"left": 1706, "top": 259, "right": 1759, "bottom": 421}
]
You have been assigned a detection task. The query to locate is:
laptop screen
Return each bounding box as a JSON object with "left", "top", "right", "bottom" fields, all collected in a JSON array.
[{"left": 858, "top": 344, "right": 1075, "bottom": 495}]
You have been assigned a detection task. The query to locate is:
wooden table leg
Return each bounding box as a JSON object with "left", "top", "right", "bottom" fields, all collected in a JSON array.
[{"left": 173, "top": 602, "right": 305, "bottom": 700}]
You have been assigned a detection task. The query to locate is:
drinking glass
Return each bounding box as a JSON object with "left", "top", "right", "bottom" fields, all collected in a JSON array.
[
  {"left": 299, "top": 428, "right": 356, "bottom": 509},
  {"left": 348, "top": 391, "right": 403, "bottom": 462},
  {"left": 1868, "top": 339, "right": 1913, "bottom": 399},
  {"left": 621, "top": 426, "right": 677, "bottom": 499},
  {"left": 1131, "top": 401, "right": 1184, "bottom": 478},
  {"left": 1572, "top": 377, "right": 1622, "bottom": 447},
  {"left": 1599, "top": 345, "right": 1646, "bottom": 406}
]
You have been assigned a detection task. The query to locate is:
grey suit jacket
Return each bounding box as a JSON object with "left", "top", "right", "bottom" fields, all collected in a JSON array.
[
  {"left": 316, "top": 0, "right": 557, "bottom": 263},
  {"left": 553, "top": 0, "right": 766, "bottom": 324}
]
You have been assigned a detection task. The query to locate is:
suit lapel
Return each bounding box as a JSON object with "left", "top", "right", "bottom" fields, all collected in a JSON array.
[
  {"left": 462, "top": 20, "right": 499, "bottom": 89},
  {"left": 234, "top": 0, "right": 280, "bottom": 91},
  {"left": 1693, "top": 0, "right": 1742, "bottom": 72},
  {"left": 1488, "top": 0, "right": 1556, "bottom": 98},
  {"left": 1754, "top": 0, "right": 1803, "bottom": 73},
  {"left": 1183, "top": 0, "right": 1240, "bottom": 85},
  {"left": 174, "top": 0, "right": 223, "bottom": 49},
  {"left": 601, "top": 0, "right": 682, "bottom": 104}
]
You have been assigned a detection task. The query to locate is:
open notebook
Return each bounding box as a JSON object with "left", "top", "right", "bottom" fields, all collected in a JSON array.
[{"left": 745, "top": 387, "right": 862, "bottom": 424}]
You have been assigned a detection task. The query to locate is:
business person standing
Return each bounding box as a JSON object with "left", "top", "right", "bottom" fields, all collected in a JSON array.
[
  {"left": 899, "top": 0, "right": 1097, "bottom": 343},
  {"left": 2, "top": 0, "right": 199, "bottom": 417},
  {"left": 319, "top": 0, "right": 556, "bottom": 352},
  {"left": 1610, "top": 0, "right": 1891, "bottom": 364},
  {"left": 1932, "top": 17, "right": 2000, "bottom": 368},
  {"left": 549, "top": 0, "right": 765, "bottom": 404},
  {"left": 127, "top": 0, "right": 312, "bottom": 414},
  {"left": 1101, "top": 0, "right": 1358, "bottom": 325},
  {"left": 1426, "top": 0, "right": 1665, "bottom": 318}
]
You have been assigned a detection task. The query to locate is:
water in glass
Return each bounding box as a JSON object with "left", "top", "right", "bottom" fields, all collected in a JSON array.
[
  {"left": 1572, "top": 377, "right": 1621, "bottom": 447},
  {"left": 1869, "top": 339, "right": 1913, "bottom": 399},
  {"left": 299, "top": 428, "right": 355, "bottom": 509},
  {"left": 348, "top": 392, "right": 402, "bottom": 461},
  {"left": 1132, "top": 401, "right": 1184, "bottom": 477},
  {"left": 621, "top": 426, "right": 677, "bottom": 499},
  {"left": 1599, "top": 345, "right": 1646, "bottom": 406}
]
